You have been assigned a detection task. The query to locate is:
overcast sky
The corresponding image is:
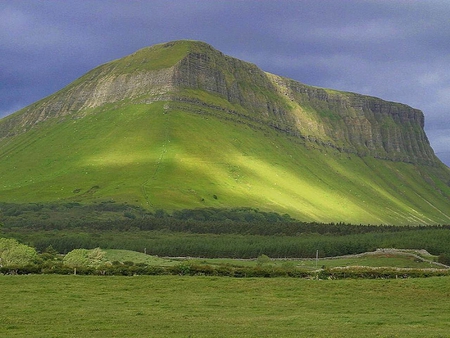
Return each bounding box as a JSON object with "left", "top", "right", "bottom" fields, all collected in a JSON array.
[{"left": 1, "top": 1, "right": 449, "bottom": 166}]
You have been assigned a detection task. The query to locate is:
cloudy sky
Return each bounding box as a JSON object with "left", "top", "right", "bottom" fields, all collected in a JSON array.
[{"left": 1, "top": 1, "right": 449, "bottom": 166}]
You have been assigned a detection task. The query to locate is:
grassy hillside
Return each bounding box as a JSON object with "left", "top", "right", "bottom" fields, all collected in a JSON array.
[
  {"left": 1, "top": 97, "right": 449, "bottom": 224},
  {"left": 1, "top": 40, "right": 449, "bottom": 225}
]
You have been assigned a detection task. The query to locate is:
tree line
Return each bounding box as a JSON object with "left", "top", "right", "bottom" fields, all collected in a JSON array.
[
  {"left": 2, "top": 203, "right": 450, "bottom": 260},
  {"left": 3, "top": 227, "right": 450, "bottom": 260}
]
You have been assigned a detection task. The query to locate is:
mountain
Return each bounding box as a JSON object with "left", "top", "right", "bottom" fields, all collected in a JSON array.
[{"left": 1, "top": 40, "right": 449, "bottom": 225}]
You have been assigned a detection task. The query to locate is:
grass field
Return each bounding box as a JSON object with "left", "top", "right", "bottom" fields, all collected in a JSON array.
[
  {"left": 1, "top": 275, "right": 449, "bottom": 337},
  {"left": 190, "top": 254, "right": 441, "bottom": 270},
  {"left": 104, "top": 249, "right": 180, "bottom": 266},
  {"left": 103, "top": 249, "right": 443, "bottom": 270}
]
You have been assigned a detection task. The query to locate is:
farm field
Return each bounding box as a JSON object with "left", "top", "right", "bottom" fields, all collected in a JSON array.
[
  {"left": 104, "top": 248, "right": 443, "bottom": 270},
  {"left": 1, "top": 275, "right": 449, "bottom": 337}
]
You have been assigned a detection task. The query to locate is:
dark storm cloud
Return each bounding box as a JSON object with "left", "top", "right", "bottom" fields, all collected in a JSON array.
[{"left": 1, "top": 1, "right": 449, "bottom": 165}]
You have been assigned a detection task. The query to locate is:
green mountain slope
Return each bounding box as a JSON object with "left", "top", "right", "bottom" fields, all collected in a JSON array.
[{"left": 1, "top": 40, "right": 449, "bottom": 225}]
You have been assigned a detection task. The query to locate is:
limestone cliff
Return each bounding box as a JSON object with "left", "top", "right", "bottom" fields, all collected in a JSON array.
[
  {"left": 170, "top": 41, "right": 438, "bottom": 165},
  {"left": 0, "top": 40, "right": 440, "bottom": 166},
  {"left": 268, "top": 75, "right": 436, "bottom": 164}
]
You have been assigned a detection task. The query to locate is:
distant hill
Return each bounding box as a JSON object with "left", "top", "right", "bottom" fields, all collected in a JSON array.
[{"left": 1, "top": 40, "right": 449, "bottom": 225}]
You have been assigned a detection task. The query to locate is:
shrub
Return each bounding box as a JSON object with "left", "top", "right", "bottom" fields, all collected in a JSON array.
[
  {"left": 256, "top": 254, "right": 271, "bottom": 266},
  {"left": 438, "top": 253, "right": 450, "bottom": 266},
  {"left": 0, "top": 238, "right": 38, "bottom": 267},
  {"left": 63, "top": 248, "right": 107, "bottom": 268}
]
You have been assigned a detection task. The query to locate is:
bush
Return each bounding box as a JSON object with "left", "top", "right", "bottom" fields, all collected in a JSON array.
[
  {"left": 256, "top": 254, "right": 271, "bottom": 266},
  {"left": 63, "top": 248, "right": 107, "bottom": 268},
  {"left": 0, "top": 238, "right": 38, "bottom": 267},
  {"left": 438, "top": 253, "right": 450, "bottom": 266}
]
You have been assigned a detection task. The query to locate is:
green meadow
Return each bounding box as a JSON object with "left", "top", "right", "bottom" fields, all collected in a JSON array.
[
  {"left": 101, "top": 248, "right": 443, "bottom": 270},
  {"left": 1, "top": 275, "right": 449, "bottom": 337},
  {"left": 1, "top": 100, "right": 449, "bottom": 225}
]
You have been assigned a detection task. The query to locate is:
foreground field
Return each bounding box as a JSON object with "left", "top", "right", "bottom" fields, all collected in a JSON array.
[{"left": 1, "top": 275, "right": 449, "bottom": 337}]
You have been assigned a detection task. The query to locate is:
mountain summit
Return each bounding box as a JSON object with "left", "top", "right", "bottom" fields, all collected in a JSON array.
[{"left": 1, "top": 40, "right": 449, "bottom": 224}]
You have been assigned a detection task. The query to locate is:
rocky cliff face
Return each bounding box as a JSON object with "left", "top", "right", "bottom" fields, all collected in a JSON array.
[
  {"left": 172, "top": 42, "right": 294, "bottom": 128},
  {"left": 0, "top": 65, "right": 176, "bottom": 138},
  {"left": 0, "top": 40, "right": 440, "bottom": 166},
  {"left": 170, "top": 41, "right": 438, "bottom": 165},
  {"left": 267, "top": 76, "right": 436, "bottom": 164}
]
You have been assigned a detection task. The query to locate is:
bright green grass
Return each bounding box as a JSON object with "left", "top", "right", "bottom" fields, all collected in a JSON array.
[
  {"left": 106, "top": 249, "right": 440, "bottom": 270},
  {"left": 110, "top": 40, "right": 191, "bottom": 72},
  {"left": 104, "top": 249, "right": 179, "bottom": 266},
  {"left": 1, "top": 100, "right": 449, "bottom": 224},
  {"left": 297, "top": 255, "right": 438, "bottom": 269},
  {"left": 187, "top": 256, "right": 432, "bottom": 269},
  {"left": 1, "top": 275, "right": 449, "bottom": 337},
  {"left": 190, "top": 255, "right": 437, "bottom": 270}
]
